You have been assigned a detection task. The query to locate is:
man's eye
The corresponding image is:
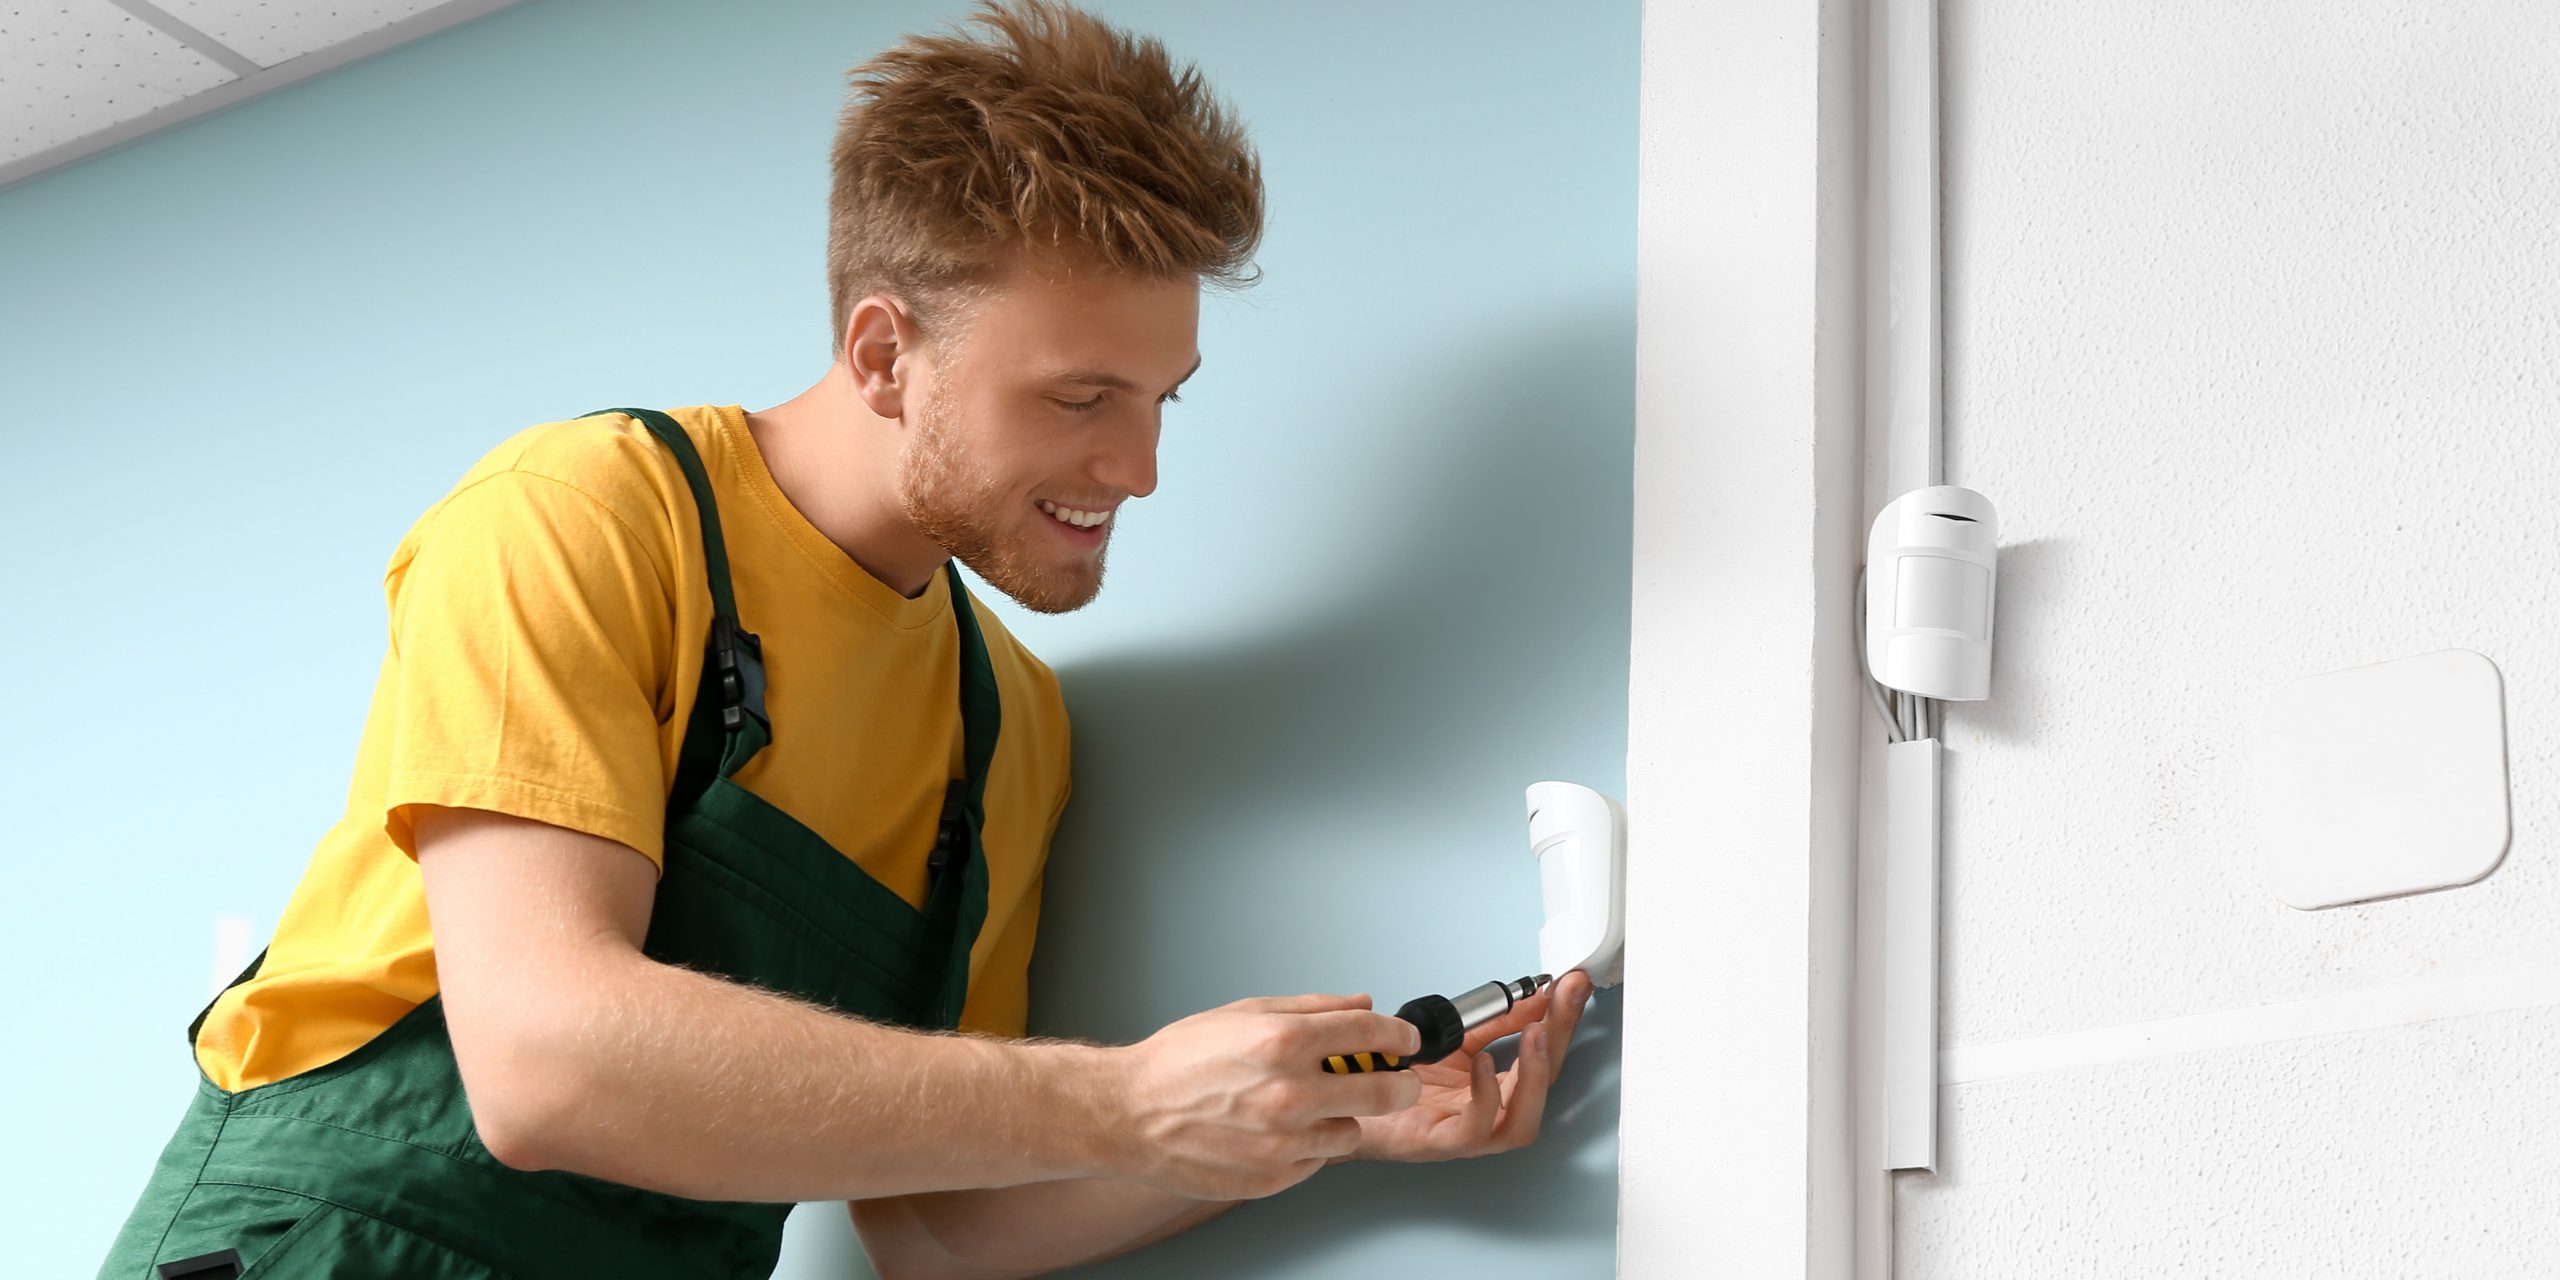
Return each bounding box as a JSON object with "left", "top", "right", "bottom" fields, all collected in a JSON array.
[{"left": 1052, "top": 396, "right": 1104, "bottom": 413}]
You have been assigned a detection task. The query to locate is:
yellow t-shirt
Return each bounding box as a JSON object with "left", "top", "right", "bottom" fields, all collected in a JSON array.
[{"left": 194, "top": 404, "right": 1070, "bottom": 1092}]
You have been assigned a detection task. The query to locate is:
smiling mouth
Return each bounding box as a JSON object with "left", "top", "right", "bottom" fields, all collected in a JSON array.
[{"left": 1037, "top": 498, "right": 1113, "bottom": 531}]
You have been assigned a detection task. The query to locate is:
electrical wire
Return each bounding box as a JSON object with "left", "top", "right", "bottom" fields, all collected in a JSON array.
[
  {"left": 1856, "top": 566, "right": 1907, "bottom": 744},
  {"left": 1858, "top": 563, "right": 1941, "bottom": 744}
]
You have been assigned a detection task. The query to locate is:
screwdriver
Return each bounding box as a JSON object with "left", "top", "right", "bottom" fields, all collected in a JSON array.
[{"left": 1321, "top": 974, "right": 1552, "bottom": 1073}]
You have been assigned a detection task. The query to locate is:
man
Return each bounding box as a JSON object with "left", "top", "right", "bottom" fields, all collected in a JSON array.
[{"left": 102, "top": 3, "right": 1591, "bottom": 1276}]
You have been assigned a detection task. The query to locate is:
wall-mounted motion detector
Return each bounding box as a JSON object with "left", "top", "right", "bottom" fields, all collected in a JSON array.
[
  {"left": 1864, "top": 485, "right": 1998, "bottom": 701},
  {"left": 1525, "top": 781, "right": 1625, "bottom": 988}
]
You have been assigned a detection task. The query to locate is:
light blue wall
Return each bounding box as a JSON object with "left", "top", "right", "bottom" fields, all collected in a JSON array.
[{"left": 1, "top": 2, "right": 1633, "bottom": 1276}]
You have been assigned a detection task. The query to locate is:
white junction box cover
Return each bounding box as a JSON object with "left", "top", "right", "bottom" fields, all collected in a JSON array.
[
  {"left": 2252, "top": 648, "right": 2512, "bottom": 910},
  {"left": 1526, "top": 782, "right": 1625, "bottom": 987}
]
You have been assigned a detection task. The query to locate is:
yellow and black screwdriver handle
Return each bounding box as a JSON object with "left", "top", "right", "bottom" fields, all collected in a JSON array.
[{"left": 1322, "top": 975, "right": 1548, "bottom": 1074}]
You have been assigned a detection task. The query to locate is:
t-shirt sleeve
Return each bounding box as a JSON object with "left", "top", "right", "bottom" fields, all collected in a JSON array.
[{"left": 379, "top": 468, "right": 680, "bottom": 870}]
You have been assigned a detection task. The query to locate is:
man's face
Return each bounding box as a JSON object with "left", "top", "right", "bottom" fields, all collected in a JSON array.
[{"left": 896, "top": 259, "right": 1201, "bottom": 614}]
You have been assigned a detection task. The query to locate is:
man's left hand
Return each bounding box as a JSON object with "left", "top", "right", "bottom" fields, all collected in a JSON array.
[{"left": 1346, "top": 969, "right": 1594, "bottom": 1163}]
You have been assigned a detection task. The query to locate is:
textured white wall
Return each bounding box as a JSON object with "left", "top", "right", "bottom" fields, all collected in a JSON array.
[
  {"left": 1901, "top": 0, "right": 2560, "bottom": 1270},
  {"left": 1904, "top": 1007, "right": 2560, "bottom": 1275}
]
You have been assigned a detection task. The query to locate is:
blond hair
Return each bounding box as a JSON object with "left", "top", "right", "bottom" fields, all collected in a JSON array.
[{"left": 826, "top": 0, "right": 1264, "bottom": 353}]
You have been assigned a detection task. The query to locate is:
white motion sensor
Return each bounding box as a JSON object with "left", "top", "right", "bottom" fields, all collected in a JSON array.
[
  {"left": 1864, "top": 485, "right": 1999, "bottom": 701},
  {"left": 1525, "top": 781, "right": 1625, "bottom": 988}
]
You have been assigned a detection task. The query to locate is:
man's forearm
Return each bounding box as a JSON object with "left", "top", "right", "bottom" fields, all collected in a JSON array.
[
  {"left": 488, "top": 945, "right": 1123, "bottom": 1203},
  {"left": 852, "top": 1179, "right": 1237, "bottom": 1280}
]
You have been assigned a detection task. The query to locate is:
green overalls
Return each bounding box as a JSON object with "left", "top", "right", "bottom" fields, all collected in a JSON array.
[{"left": 101, "top": 407, "right": 1000, "bottom": 1278}]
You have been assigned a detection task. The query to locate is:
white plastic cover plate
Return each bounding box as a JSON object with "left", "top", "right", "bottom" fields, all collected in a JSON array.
[
  {"left": 2253, "top": 648, "right": 2510, "bottom": 910},
  {"left": 1526, "top": 782, "right": 1626, "bottom": 987},
  {"left": 1865, "top": 485, "right": 1998, "bottom": 701}
]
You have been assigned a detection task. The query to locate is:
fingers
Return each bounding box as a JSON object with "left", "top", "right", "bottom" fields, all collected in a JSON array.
[
  {"left": 1481, "top": 977, "right": 1589, "bottom": 1148},
  {"left": 1308, "top": 1065, "right": 1422, "bottom": 1117},
  {"left": 1311, "top": 1116, "right": 1364, "bottom": 1160},
  {"left": 1491, "top": 1023, "right": 1558, "bottom": 1149},
  {"left": 1460, "top": 971, "right": 1595, "bottom": 1054},
  {"left": 1293, "top": 1008, "right": 1421, "bottom": 1058},
  {"left": 1228, "top": 992, "right": 1373, "bottom": 1016},
  {"left": 1461, "top": 990, "right": 1549, "bottom": 1055},
  {"left": 1467, "top": 1049, "right": 1502, "bottom": 1144},
  {"left": 1545, "top": 971, "right": 1593, "bottom": 1049},
  {"left": 1492, "top": 973, "right": 1595, "bottom": 1148}
]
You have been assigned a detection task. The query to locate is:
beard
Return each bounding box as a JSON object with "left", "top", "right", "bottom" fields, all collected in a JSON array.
[{"left": 896, "top": 381, "right": 1108, "bottom": 615}]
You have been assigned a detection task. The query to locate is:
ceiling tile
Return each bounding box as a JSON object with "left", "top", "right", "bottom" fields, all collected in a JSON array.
[
  {"left": 152, "top": 0, "right": 458, "bottom": 68},
  {"left": 1, "top": 0, "right": 236, "bottom": 167}
]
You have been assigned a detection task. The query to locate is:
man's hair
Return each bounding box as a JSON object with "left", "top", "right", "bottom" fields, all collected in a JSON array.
[{"left": 826, "top": 0, "right": 1265, "bottom": 354}]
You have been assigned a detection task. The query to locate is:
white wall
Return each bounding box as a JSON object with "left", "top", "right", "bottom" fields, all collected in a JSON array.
[
  {"left": 1897, "top": 0, "right": 2560, "bottom": 1271},
  {"left": 1625, "top": 0, "right": 1866, "bottom": 1274}
]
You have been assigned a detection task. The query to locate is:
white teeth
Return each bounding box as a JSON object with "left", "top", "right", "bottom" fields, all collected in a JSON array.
[{"left": 1042, "top": 502, "right": 1110, "bottom": 529}]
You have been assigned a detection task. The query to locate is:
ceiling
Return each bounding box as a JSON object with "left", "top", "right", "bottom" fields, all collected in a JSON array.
[{"left": 1, "top": 0, "right": 531, "bottom": 193}]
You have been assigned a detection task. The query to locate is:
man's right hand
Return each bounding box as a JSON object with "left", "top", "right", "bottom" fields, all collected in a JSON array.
[{"left": 1109, "top": 993, "right": 1424, "bottom": 1201}]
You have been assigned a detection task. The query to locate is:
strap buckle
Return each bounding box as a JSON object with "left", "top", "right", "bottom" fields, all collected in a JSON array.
[
  {"left": 927, "top": 780, "right": 968, "bottom": 882},
  {"left": 710, "top": 614, "right": 768, "bottom": 734},
  {"left": 157, "top": 1250, "right": 243, "bottom": 1280}
]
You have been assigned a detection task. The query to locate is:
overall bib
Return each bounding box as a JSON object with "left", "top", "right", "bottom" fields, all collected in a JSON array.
[{"left": 101, "top": 407, "right": 1000, "bottom": 1278}]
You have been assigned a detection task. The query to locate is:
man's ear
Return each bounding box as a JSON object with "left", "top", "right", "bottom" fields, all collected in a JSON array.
[{"left": 843, "top": 295, "right": 917, "bottom": 420}]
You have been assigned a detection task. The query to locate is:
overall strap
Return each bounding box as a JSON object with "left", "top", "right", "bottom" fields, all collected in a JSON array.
[
  {"left": 580, "top": 408, "right": 771, "bottom": 796},
  {"left": 947, "top": 565, "right": 1001, "bottom": 815},
  {"left": 932, "top": 565, "right": 1002, "bottom": 1027},
  {"left": 186, "top": 948, "right": 266, "bottom": 1049}
]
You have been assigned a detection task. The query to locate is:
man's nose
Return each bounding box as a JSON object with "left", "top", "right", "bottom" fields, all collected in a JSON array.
[{"left": 1095, "top": 416, "right": 1160, "bottom": 500}]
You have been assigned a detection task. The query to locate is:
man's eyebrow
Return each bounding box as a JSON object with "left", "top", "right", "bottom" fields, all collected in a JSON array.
[{"left": 1044, "top": 354, "right": 1204, "bottom": 393}]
